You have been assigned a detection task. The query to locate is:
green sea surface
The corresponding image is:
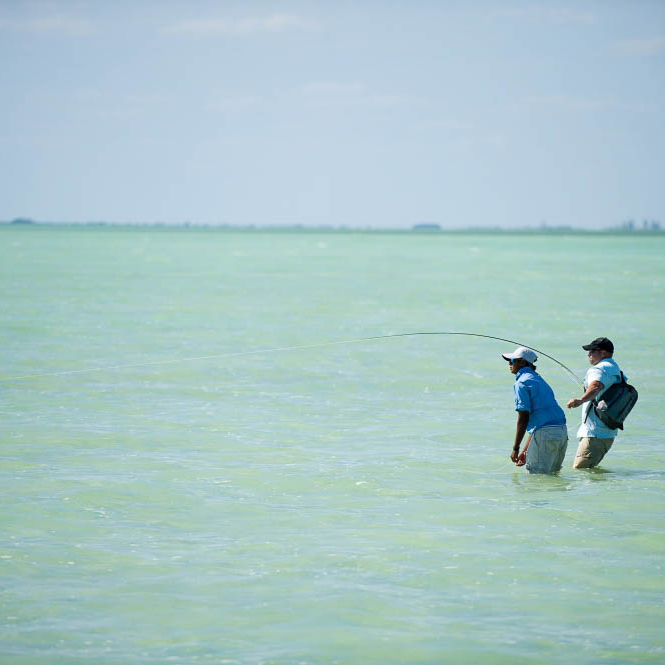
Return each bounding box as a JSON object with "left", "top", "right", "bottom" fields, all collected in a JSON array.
[{"left": 1, "top": 225, "right": 664, "bottom": 664}]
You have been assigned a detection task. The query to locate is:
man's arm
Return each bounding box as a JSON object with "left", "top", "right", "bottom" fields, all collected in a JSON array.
[
  {"left": 566, "top": 380, "right": 604, "bottom": 409},
  {"left": 511, "top": 410, "right": 530, "bottom": 462}
]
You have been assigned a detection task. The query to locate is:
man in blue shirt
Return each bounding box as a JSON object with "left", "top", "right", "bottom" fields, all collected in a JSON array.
[
  {"left": 502, "top": 346, "right": 568, "bottom": 474},
  {"left": 566, "top": 337, "right": 623, "bottom": 468}
]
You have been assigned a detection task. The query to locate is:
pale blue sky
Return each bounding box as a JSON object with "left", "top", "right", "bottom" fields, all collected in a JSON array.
[{"left": 1, "top": 1, "right": 663, "bottom": 228}]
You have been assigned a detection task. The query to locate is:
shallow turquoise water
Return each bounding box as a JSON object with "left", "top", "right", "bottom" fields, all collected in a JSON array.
[{"left": 1, "top": 226, "right": 664, "bottom": 664}]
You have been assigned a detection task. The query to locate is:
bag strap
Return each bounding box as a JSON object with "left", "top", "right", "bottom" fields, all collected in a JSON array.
[
  {"left": 583, "top": 394, "right": 592, "bottom": 423},
  {"left": 585, "top": 370, "right": 625, "bottom": 423}
]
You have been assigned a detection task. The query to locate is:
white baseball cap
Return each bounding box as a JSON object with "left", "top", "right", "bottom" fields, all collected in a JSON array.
[{"left": 501, "top": 346, "right": 537, "bottom": 364}]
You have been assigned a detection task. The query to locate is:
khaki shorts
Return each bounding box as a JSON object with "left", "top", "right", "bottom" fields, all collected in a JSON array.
[
  {"left": 573, "top": 437, "right": 614, "bottom": 469},
  {"left": 526, "top": 425, "right": 568, "bottom": 474}
]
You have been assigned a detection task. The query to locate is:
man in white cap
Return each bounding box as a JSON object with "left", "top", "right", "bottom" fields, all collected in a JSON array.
[
  {"left": 566, "top": 337, "right": 623, "bottom": 468},
  {"left": 502, "top": 347, "right": 568, "bottom": 473}
]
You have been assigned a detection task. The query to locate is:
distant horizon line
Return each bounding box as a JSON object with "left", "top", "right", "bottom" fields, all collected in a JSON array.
[{"left": 1, "top": 218, "right": 662, "bottom": 233}]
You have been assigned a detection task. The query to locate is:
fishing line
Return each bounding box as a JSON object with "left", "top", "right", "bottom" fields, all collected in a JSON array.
[
  {"left": 0, "top": 331, "right": 583, "bottom": 385},
  {"left": 361, "top": 333, "right": 583, "bottom": 386}
]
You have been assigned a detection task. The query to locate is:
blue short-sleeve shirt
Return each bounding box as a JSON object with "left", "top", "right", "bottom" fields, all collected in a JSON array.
[{"left": 513, "top": 366, "right": 566, "bottom": 434}]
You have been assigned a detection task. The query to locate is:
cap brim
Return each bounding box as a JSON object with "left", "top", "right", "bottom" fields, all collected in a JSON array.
[
  {"left": 582, "top": 344, "right": 597, "bottom": 351},
  {"left": 502, "top": 354, "right": 514, "bottom": 361}
]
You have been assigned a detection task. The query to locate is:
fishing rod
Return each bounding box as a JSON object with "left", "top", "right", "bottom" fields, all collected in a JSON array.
[
  {"left": 358, "top": 332, "right": 584, "bottom": 386},
  {"left": 0, "top": 331, "right": 583, "bottom": 385}
]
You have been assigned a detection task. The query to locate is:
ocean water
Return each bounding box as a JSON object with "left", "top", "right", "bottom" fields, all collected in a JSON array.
[{"left": 1, "top": 225, "right": 664, "bottom": 664}]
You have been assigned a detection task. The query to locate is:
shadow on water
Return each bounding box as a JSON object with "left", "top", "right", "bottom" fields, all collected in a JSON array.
[
  {"left": 587, "top": 467, "right": 665, "bottom": 479},
  {"left": 510, "top": 465, "right": 665, "bottom": 498},
  {"left": 510, "top": 471, "right": 573, "bottom": 492}
]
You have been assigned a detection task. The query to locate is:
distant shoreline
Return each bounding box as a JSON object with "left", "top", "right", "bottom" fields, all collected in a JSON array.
[{"left": 1, "top": 219, "right": 663, "bottom": 234}]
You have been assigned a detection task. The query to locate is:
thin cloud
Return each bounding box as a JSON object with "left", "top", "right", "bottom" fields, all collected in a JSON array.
[
  {"left": 615, "top": 36, "right": 665, "bottom": 56},
  {"left": 303, "top": 82, "right": 426, "bottom": 108},
  {"left": 520, "top": 95, "right": 656, "bottom": 113},
  {"left": 305, "top": 82, "right": 365, "bottom": 96},
  {"left": 539, "top": 7, "right": 595, "bottom": 24},
  {"left": 165, "top": 13, "right": 316, "bottom": 36},
  {"left": 480, "top": 7, "right": 594, "bottom": 25},
  {"left": 521, "top": 94, "right": 607, "bottom": 112},
  {"left": 73, "top": 90, "right": 169, "bottom": 106},
  {"left": 204, "top": 96, "right": 263, "bottom": 112},
  {"left": 74, "top": 89, "right": 103, "bottom": 102},
  {"left": 0, "top": 15, "right": 94, "bottom": 35},
  {"left": 201, "top": 84, "right": 426, "bottom": 113}
]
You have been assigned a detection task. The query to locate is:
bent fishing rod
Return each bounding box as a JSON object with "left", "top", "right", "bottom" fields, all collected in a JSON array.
[{"left": 358, "top": 332, "right": 583, "bottom": 386}]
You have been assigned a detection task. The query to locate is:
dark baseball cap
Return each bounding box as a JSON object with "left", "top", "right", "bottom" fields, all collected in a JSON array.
[{"left": 582, "top": 337, "right": 614, "bottom": 353}]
